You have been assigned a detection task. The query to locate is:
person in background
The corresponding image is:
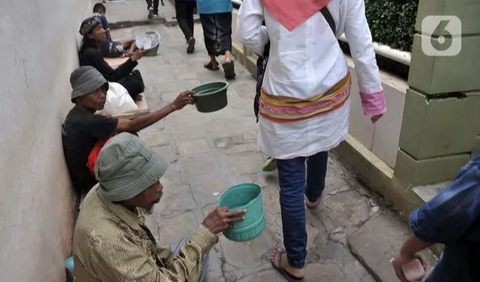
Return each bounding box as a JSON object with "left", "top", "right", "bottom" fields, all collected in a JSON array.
[
  {"left": 175, "top": 0, "right": 197, "bottom": 54},
  {"left": 237, "top": 0, "right": 386, "bottom": 280},
  {"left": 73, "top": 132, "right": 246, "bottom": 281},
  {"left": 196, "top": 0, "right": 236, "bottom": 79},
  {"left": 93, "top": 3, "right": 135, "bottom": 58},
  {"left": 62, "top": 66, "right": 194, "bottom": 196},
  {"left": 392, "top": 152, "right": 480, "bottom": 282},
  {"left": 79, "top": 16, "right": 146, "bottom": 101},
  {"left": 145, "top": 0, "right": 161, "bottom": 19}
]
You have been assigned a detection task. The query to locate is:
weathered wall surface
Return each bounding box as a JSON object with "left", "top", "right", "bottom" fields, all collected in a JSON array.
[{"left": 0, "top": 0, "right": 94, "bottom": 281}]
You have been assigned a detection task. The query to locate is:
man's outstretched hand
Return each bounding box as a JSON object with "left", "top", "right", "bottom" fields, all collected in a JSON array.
[
  {"left": 131, "top": 48, "right": 148, "bottom": 61},
  {"left": 170, "top": 90, "right": 195, "bottom": 111},
  {"left": 202, "top": 207, "right": 246, "bottom": 234}
]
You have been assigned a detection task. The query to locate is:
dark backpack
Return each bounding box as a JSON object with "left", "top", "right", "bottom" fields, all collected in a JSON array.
[{"left": 254, "top": 6, "right": 337, "bottom": 121}]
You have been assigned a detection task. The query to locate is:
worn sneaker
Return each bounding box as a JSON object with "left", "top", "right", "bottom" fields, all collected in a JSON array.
[
  {"left": 148, "top": 8, "right": 154, "bottom": 19},
  {"left": 187, "top": 37, "right": 196, "bottom": 54}
]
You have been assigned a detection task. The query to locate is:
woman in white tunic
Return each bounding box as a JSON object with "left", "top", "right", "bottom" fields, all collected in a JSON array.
[{"left": 237, "top": 0, "right": 386, "bottom": 280}]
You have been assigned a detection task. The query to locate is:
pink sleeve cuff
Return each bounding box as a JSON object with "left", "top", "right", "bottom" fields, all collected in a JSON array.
[{"left": 360, "top": 90, "right": 387, "bottom": 116}]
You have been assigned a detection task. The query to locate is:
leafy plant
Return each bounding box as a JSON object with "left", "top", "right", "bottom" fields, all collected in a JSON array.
[{"left": 364, "top": 0, "right": 418, "bottom": 52}]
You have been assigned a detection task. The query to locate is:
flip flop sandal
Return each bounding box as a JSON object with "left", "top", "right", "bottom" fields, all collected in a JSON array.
[
  {"left": 306, "top": 199, "right": 320, "bottom": 210},
  {"left": 222, "top": 61, "right": 236, "bottom": 79},
  {"left": 204, "top": 62, "right": 220, "bottom": 71},
  {"left": 270, "top": 248, "right": 305, "bottom": 282},
  {"left": 262, "top": 157, "right": 277, "bottom": 172}
]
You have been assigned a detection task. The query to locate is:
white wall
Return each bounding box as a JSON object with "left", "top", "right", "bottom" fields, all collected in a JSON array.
[
  {"left": 347, "top": 57, "right": 408, "bottom": 168},
  {"left": 0, "top": 0, "right": 94, "bottom": 281}
]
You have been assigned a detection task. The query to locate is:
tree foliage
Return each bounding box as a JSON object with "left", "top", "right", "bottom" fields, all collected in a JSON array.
[{"left": 364, "top": 0, "right": 418, "bottom": 52}]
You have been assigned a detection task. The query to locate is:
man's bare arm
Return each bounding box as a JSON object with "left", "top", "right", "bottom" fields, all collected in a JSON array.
[{"left": 115, "top": 91, "right": 194, "bottom": 133}]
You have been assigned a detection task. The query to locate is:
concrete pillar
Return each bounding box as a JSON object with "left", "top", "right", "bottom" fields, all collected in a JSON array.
[{"left": 394, "top": 0, "right": 480, "bottom": 186}]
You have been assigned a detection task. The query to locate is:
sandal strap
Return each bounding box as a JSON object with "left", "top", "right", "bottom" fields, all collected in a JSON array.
[{"left": 270, "top": 248, "right": 304, "bottom": 281}]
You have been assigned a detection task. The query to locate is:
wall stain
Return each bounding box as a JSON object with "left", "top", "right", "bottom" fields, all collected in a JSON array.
[
  {"left": 22, "top": 59, "right": 29, "bottom": 87},
  {"left": 0, "top": 213, "right": 4, "bottom": 232}
]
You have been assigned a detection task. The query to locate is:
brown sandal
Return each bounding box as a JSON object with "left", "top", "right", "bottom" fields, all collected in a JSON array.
[
  {"left": 204, "top": 62, "right": 219, "bottom": 71},
  {"left": 306, "top": 198, "right": 320, "bottom": 210},
  {"left": 222, "top": 61, "right": 236, "bottom": 79},
  {"left": 270, "top": 248, "right": 305, "bottom": 282}
]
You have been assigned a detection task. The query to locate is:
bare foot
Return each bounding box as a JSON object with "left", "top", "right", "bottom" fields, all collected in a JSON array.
[
  {"left": 224, "top": 51, "right": 232, "bottom": 63},
  {"left": 270, "top": 248, "right": 305, "bottom": 279}
]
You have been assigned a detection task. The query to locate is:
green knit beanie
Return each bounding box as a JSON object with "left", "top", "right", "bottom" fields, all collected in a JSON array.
[{"left": 95, "top": 133, "right": 169, "bottom": 202}]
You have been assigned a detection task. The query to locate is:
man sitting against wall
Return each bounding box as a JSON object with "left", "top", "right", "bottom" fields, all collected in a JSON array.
[
  {"left": 62, "top": 66, "right": 194, "bottom": 196},
  {"left": 79, "top": 15, "right": 147, "bottom": 102},
  {"left": 93, "top": 3, "right": 136, "bottom": 58},
  {"left": 73, "top": 133, "right": 246, "bottom": 282}
]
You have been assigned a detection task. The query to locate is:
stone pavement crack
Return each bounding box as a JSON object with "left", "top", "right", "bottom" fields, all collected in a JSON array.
[
  {"left": 218, "top": 251, "right": 230, "bottom": 282},
  {"left": 347, "top": 241, "right": 383, "bottom": 282},
  {"left": 324, "top": 189, "right": 353, "bottom": 197},
  {"left": 318, "top": 212, "right": 342, "bottom": 245},
  {"left": 376, "top": 251, "right": 390, "bottom": 275}
]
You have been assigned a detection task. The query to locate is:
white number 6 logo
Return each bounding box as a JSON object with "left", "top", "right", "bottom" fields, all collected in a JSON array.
[{"left": 421, "top": 16, "right": 462, "bottom": 57}]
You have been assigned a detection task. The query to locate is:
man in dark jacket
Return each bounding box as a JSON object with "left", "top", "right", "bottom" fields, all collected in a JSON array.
[{"left": 62, "top": 66, "right": 194, "bottom": 196}]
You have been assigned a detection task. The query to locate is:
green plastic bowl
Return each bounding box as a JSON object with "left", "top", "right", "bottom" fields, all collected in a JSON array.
[
  {"left": 192, "top": 81, "right": 229, "bottom": 113},
  {"left": 145, "top": 44, "right": 159, "bottom": 56},
  {"left": 65, "top": 256, "right": 74, "bottom": 279},
  {"left": 219, "top": 183, "right": 265, "bottom": 242}
]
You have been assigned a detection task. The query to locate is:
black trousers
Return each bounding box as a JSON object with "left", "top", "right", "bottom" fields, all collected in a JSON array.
[
  {"left": 145, "top": 0, "right": 159, "bottom": 13},
  {"left": 254, "top": 56, "right": 265, "bottom": 122},
  {"left": 175, "top": 0, "right": 196, "bottom": 41},
  {"left": 117, "top": 70, "right": 145, "bottom": 101},
  {"left": 199, "top": 13, "right": 232, "bottom": 56}
]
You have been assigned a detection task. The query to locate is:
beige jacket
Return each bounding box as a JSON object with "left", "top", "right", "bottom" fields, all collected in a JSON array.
[{"left": 73, "top": 185, "right": 218, "bottom": 282}]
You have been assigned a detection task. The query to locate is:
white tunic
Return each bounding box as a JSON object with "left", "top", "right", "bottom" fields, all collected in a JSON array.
[{"left": 237, "top": 0, "right": 385, "bottom": 159}]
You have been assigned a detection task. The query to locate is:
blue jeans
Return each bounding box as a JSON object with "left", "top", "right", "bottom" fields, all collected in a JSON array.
[{"left": 276, "top": 150, "right": 329, "bottom": 268}]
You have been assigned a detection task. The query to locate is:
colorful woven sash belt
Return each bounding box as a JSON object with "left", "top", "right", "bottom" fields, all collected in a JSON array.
[{"left": 259, "top": 73, "right": 352, "bottom": 123}]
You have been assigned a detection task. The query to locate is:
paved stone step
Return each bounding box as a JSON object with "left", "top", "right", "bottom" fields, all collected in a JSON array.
[
  {"left": 347, "top": 211, "right": 437, "bottom": 282},
  {"left": 412, "top": 182, "right": 448, "bottom": 203},
  {"left": 106, "top": 0, "right": 201, "bottom": 30}
]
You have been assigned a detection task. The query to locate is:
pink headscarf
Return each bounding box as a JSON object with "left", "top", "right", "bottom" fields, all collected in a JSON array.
[{"left": 262, "top": 0, "right": 331, "bottom": 31}]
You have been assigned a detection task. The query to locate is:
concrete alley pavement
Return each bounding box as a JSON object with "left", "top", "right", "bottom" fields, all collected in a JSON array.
[{"left": 110, "top": 18, "right": 436, "bottom": 282}]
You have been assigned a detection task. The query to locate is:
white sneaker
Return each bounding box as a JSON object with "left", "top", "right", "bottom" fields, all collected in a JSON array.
[{"left": 148, "top": 8, "right": 154, "bottom": 19}]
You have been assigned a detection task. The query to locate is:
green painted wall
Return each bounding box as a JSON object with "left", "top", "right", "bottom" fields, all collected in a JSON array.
[{"left": 395, "top": 0, "right": 480, "bottom": 186}]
